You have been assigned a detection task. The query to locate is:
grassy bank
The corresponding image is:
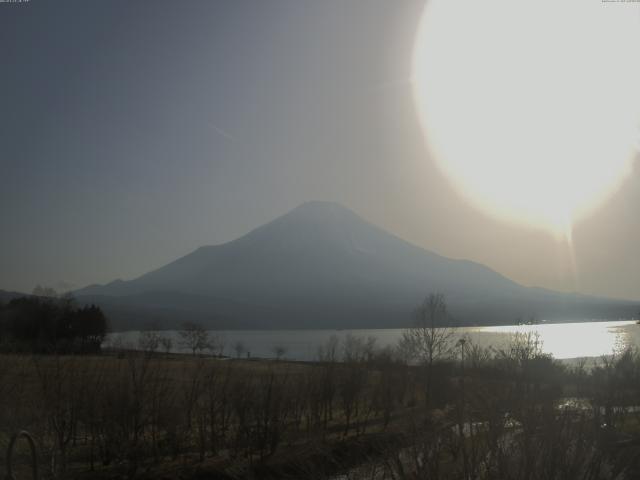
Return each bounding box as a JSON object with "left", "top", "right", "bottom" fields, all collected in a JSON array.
[{"left": 3, "top": 337, "right": 640, "bottom": 479}]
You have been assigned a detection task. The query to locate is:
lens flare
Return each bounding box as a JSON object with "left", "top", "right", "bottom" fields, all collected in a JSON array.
[{"left": 412, "top": 0, "right": 640, "bottom": 239}]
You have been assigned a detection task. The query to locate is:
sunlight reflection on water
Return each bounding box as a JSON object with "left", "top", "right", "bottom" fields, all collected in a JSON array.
[
  {"left": 460, "top": 320, "right": 635, "bottom": 359},
  {"left": 108, "top": 320, "right": 639, "bottom": 362}
]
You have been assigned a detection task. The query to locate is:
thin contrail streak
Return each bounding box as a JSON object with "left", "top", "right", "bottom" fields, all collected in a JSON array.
[{"left": 209, "top": 122, "right": 235, "bottom": 142}]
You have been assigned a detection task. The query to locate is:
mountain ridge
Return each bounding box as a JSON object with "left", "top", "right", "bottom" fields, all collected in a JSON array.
[{"left": 74, "top": 201, "right": 639, "bottom": 330}]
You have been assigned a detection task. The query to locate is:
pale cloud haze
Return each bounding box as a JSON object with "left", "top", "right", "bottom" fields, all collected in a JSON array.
[{"left": 1, "top": 0, "right": 639, "bottom": 301}]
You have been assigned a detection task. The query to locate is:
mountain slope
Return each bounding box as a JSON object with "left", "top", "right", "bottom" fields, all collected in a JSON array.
[
  {"left": 75, "top": 202, "right": 639, "bottom": 330},
  {"left": 0, "top": 289, "right": 29, "bottom": 304}
]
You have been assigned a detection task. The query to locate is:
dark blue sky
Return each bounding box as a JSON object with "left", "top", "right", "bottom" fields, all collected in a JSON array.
[{"left": 1, "top": 0, "right": 639, "bottom": 300}]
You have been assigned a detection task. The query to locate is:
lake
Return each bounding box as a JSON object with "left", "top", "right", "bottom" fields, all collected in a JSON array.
[{"left": 107, "top": 320, "right": 640, "bottom": 362}]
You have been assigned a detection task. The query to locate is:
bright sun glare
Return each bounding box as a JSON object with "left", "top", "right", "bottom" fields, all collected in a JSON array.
[{"left": 413, "top": 0, "right": 640, "bottom": 240}]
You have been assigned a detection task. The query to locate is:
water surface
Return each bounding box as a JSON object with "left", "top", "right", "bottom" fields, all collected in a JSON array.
[{"left": 107, "top": 320, "right": 639, "bottom": 362}]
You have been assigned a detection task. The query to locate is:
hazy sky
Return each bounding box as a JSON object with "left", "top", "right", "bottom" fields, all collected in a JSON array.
[{"left": 1, "top": 0, "right": 639, "bottom": 300}]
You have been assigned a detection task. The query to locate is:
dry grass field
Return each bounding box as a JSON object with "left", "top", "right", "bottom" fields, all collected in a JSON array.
[{"left": 3, "top": 338, "right": 640, "bottom": 479}]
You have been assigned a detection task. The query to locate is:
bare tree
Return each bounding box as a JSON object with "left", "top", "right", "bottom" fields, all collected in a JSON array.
[
  {"left": 342, "top": 334, "right": 369, "bottom": 363},
  {"left": 399, "top": 293, "right": 454, "bottom": 405},
  {"left": 272, "top": 345, "right": 287, "bottom": 360},
  {"left": 159, "top": 335, "right": 173, "bottom": 355},
  {"left": 233, "top": 340, "right": 246, "bottom": 359},
  {"left": 138, "top": 330, "right": 161, "bottom": 355},
  {"left": 33, "top": 356, "right": 82, "bottom": 474},
  {"left": 178, "top": 321, "right": 210, "bottom": 356},
  {"left": 207, "top": 334, "right": 225, "bottom": 357},
  {"left": 401, "top": 293, "right": 453, "bottom": 364},
  {"left": 317, "top": 335, "right": 340, "bottom": 363}
]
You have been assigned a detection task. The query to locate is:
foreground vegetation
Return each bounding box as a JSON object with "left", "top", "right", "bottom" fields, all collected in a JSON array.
[
  {"left": 2, "top": 293, "right": 640, "bottom": 479},
  {"left": 3, "top": 333, "right": 640, "bottom": 479}
]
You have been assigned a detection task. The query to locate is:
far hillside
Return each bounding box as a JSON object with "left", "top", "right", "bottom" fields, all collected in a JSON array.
[{"left": 72, "top": 202, "right": 639, "bottom": 331}]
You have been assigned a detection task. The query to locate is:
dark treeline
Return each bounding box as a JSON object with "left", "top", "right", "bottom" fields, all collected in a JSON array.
[{"left": 0, "top": 296, "right": 107, "bottom": 353}]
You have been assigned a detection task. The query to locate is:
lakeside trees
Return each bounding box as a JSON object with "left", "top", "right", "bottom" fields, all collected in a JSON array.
[
  {"left": 5, "top": 292, "right": 640, "bottom": 478},
  {"left": 4, "top": 338, "right": 640, "bottom": 479},
  {"left": 400, "top": 293, "right": 454, "bottom": 365},
  {"left": 178, "top": 321, "right": 211, "bottom": 356},
  {"left": 0, "top": 296, "right": 107, "bottom": 353},
  {"left": 400, "top": 293, "right": 454, "bottom": 405}
]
